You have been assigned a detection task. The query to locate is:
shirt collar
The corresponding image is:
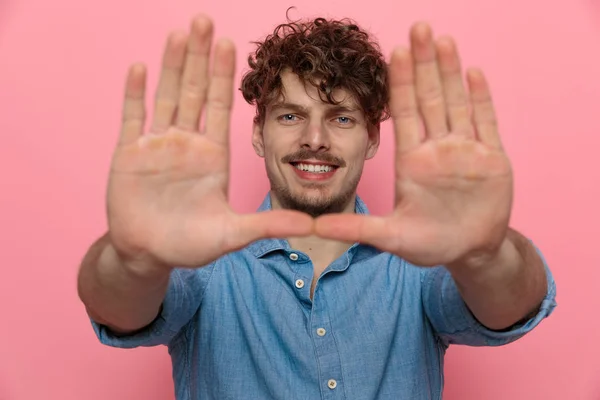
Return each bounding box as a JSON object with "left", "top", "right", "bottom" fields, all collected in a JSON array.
[{"left": 246, "top": 193, "right": 371, "bottom": 258}]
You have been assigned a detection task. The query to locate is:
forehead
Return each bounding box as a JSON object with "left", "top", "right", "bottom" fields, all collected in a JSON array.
[{"left": 270, "top": 70, "right": 360, "bottom": 111}]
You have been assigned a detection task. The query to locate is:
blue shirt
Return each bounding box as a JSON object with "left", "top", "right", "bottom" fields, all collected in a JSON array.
[{"left": 91, "top": 194, "right": 557, "bottom": 400}]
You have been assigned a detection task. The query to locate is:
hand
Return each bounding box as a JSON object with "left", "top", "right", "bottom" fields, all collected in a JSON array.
[
  {"left": 107, "top": 15, "right": 313, "bottom": 272},
  {"left": 315, "top": 22, "right": 513, "bottom": 267}
]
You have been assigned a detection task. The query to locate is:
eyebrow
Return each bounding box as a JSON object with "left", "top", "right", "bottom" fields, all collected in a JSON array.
[{"left": 268, "top": 102, "right": 361, "bottom": 114}]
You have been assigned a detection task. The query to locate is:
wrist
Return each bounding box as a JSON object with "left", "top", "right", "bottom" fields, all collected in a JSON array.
[
  {"left": 447, "top": 235, "right": 520, "bottom": 285},
  {"left": 100, "top": 240, "right": 172, "bottom": 283}
]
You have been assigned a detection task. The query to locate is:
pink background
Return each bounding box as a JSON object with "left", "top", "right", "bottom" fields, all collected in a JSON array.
[{"left": 1, "top": 0, "right": 599, "bottom": 399}]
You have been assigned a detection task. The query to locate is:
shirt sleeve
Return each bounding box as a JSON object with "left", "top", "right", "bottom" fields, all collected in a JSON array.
[
  {"left": 420, "top": 244, "right": 557, "bottom": 348},
  {"left": 90, "top": 264, "right": 216, "bottom": 348}
]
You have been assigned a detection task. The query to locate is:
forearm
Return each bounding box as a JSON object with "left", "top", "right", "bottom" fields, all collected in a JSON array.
[
  {"left": 77, "top": 233, "right": 171, "bottom": 333},
  {"left": 447, "top": 228, "right": 548, "bottom": 331}
]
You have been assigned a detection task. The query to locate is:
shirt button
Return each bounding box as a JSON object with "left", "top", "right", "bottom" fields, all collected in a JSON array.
[
  {"left": 316, "top": 328, "right": 326, "bottom": 337},
  {"left": 295, "top": 279, "right": 305, "bottom": 289},
  {"left": 327, "top": 379, "right": 337, "bottom": 389},
  {"left": 289, "top": 253, "right": 299, "bottom": 261}
]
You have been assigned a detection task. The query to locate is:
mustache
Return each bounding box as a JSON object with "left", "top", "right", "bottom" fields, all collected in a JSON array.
[{"left": 281, "top": 149, "right": 346, "bottom": 167}]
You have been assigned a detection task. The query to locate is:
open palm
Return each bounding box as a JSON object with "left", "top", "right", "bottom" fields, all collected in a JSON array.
[
  {"left": 108, "top": 16, "right": 313, "bottom": 270},
  {"left": 315, "top": 23, "right": 513, "bottom": 266}
]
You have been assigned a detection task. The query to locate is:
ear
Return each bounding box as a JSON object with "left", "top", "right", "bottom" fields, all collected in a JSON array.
[
  {"left": 252, "top": 121, "right": 265, "bottom": 157},
  {"left": 365, "top": 123, "right": 380, "bottom": 160}
]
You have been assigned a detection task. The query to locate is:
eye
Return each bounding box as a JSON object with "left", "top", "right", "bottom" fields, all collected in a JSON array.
[
  {"left": 278, "top": 114, "right": 300, "bottom": 123},
  {"left": 333, "top": 116, "right": 356, "bottom": 127}
]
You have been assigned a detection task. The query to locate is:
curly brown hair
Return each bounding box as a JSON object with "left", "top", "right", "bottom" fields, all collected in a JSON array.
[{"left": 240, "top": 16, "right": 390, "bottom": 127}]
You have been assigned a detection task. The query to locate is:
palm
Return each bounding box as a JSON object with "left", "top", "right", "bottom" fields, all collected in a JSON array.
[
  {"left": 315, "top": 23, "right": 513, "bottom": 266},
  {"left": 107, "top": 16, "right": 312, "bottom": 269},
  {"left": 109, "top": 130, "right": 230, "bottom": 267},
  {"left": 388, "top": 137, "right": 512, "bottom": 265}
]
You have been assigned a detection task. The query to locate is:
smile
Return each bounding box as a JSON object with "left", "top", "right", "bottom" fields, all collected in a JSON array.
[
  {"left": 293, "top": 163, "right": 335, "bottom": 173},
  {"left": 289, "top": 162, "right": 339, "bottom": 181}
]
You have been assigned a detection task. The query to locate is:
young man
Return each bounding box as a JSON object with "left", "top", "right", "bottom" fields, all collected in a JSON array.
[{"left": 77, "top": 13, "right": 556, "bottom": 399}]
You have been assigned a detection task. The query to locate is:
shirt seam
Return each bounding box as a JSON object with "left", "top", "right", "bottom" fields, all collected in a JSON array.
[
  {"left": 309, "top": 307, "right": 326, "bottom": 400},
  {"left": 168, "top": 261, "right": 218, "bottom": 348},
  {"left": 323, "top": 297, "right": 349, "bottom": 399}
]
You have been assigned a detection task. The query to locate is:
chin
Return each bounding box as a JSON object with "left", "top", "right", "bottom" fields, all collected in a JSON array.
[
  {"left": 272, "top": 186, "right": 355, "bottom": 218},
  {"left": 267, "top": 166, "right": 361, "bottom": 217}
]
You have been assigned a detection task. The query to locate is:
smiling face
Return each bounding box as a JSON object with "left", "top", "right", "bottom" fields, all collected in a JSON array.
[{"left": 252, "top": 70, "right": 380, "bottom": 217}]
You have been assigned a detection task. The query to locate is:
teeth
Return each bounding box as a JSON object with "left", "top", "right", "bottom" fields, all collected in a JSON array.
[{"left": 294, "top": 163, "right": 334, "bottom": 173}]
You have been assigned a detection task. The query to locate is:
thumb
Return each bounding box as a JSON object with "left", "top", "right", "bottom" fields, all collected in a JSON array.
[
  {"left": 314, "top": 214, "right": 396, "bottom": 249},
  {"left": 229, "top": 210, "right": 314, "bottom": 248}
]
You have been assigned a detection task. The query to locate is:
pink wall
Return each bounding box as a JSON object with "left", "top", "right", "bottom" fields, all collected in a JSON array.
[{"left": 1, "top": 0, "right": 599, "bottom": 399}]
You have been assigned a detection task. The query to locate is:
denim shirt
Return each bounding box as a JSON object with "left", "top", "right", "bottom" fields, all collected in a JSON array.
[{"left": 91, "top": 194, "right": 557, "bottom": 400}]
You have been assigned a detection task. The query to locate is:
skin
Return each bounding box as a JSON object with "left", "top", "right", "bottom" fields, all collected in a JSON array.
[
  {"left": 313, "top": 24, "right": 548, "bottom": 329},
  {"left": 77, "top": 16, "right": 314, "bottom": 333},
  {"left": 78, "top": 14, "right": 547, "bottom": 335},
  {"left": 252, "top": 71, "right": 380, "bottom": 286},
  {"left": 253, "top": 73, "right": 379, "bottom": 220}
]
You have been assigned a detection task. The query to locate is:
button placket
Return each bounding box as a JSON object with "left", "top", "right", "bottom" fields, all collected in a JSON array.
[
  {"left": 311, "top": 293, "right": 344, "bottom": 399},
  {"left": 287, "top": 251, "right": 312, "bottom": 307}
]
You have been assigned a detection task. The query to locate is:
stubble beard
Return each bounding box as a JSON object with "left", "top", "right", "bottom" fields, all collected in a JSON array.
[{"left": 267, "top": 167, "right": 361, "bottom": 218}]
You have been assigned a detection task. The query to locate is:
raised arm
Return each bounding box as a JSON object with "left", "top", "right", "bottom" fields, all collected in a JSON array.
[{"left": 77, "top": 15, "right": 313, "bottom": 334}]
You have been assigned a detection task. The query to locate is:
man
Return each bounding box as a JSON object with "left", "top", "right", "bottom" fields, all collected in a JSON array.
[{"left": 77, "top": 13, "right": 557, "bottom": 399}]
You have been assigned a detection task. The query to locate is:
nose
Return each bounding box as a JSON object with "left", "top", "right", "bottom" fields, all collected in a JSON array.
[{"left": 300, "top": 121, "right": 330, "bottom": 152}]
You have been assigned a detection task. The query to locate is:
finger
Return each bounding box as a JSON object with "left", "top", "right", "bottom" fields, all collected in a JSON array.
[
  {"left": 151, "top": 31, "right": 188, "bottom": 133},
  {"left": 176, "top": 15, "right": 214, "bottom": 131},
  {"left": 436, "top": 36, "right": 474, "bottom": 138},
  {"left": 389, "top": 47, "right": 422, "bottom": 153},
  {"left": 467, "top": 68, "right": 503, "bottom": 149},
  {"left": 232, "top": 210, "right": 314, "bottom": 246},
  {"left": 314, "top": 214, "right": 398, "bottom": 250},
  {"left": 204, "top": 38, "right": 236, "bottom": 146},
  {"left": 119, "top": 63, "right": 147, "bottom": 145},
  {"left": 410, "top": 22, "right": 448, "bottom": 138}
]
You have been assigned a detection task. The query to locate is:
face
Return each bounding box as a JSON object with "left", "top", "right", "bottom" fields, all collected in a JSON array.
[{"left": 252, "top": 70, "right": 380, "bottom": 217}]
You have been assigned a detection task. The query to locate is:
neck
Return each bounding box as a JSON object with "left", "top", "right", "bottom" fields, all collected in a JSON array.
[
  {"left": 269, "top": 191, "right": 357, "bottom": 262},
  {"left": 287, "top": 235, "right": 353, "bottom": 268}
]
